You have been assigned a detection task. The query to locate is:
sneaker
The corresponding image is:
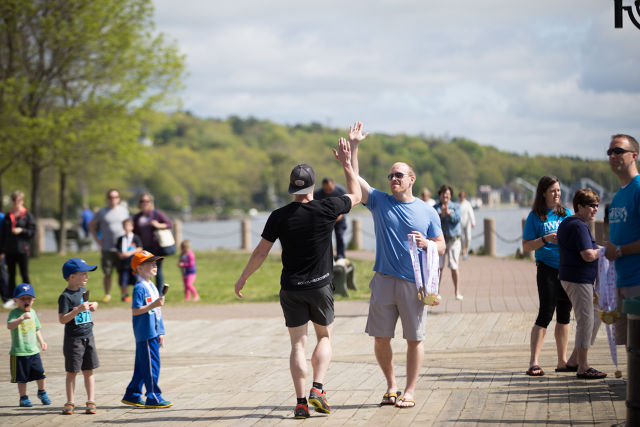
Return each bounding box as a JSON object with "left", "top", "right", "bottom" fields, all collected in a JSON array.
[
  {"left": 3, "top": 299, "right": 15, "bottom": 309},
  {"left": 456, "top": 294, "right": 464, "bottom": 301},
  {"left": 309, "top": 387, "right": 331, "bottom": 414},
  {"left": 294, "top": 403, "right": 310, "bottom": 419},
  {"left": 37, "top": 390, "right": 51, "bottom": 405},
  {"left": 144, "top": 399, "right": 173, "bottom": 408},
  {"left": 122, "top": 296, "right": 132, "bottom": 302},
  {"left": 19, "top": 396, "right": 33, "bottom": 407},
  {"left": 121, "top": 398, "right": 145, "bottom": 407},
  {"left": 103, "top": 294, "right": 111, "bottom": 303}
]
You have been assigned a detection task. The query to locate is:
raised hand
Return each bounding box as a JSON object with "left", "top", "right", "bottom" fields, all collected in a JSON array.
[
  {"left": 348, "top": 121, "right": 369, "bottom": 145},
  {"left": 332, "top": 137, "right": 352, "bottom": 166}
]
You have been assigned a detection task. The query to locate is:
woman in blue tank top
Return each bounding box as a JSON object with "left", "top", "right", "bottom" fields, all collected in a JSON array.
[{"left": 522, "top": 176, "right": 573, "bottom": 376}]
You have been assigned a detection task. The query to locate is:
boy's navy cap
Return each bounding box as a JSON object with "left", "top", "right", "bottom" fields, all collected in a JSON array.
[
  {"left": 63, "top": 258, "right": 97, "bottom": 279},
  {"left": 13, "top": 283, "right": 36, "bottom": 298},
  {"left": 288, "top": 163, "right": 315, "bottom": 195}
]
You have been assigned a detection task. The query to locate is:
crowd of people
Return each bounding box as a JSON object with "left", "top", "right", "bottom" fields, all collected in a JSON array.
[{"left": 3, "top": 127, "right": 639, "bottom": 420}]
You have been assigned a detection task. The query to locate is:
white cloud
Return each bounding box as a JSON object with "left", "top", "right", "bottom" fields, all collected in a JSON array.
[{"left": 153, "top": 0, "right": 640, "bottom": 160}]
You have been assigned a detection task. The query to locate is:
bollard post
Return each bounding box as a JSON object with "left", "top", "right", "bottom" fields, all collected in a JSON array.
[
  {"left": 484, "top": 217, "right": 496, "bottom": 257},
  {"left": 594, "top": 220, "right": 607, "bottom": 246},
  {"left": 587, "top": 220, "right": 596, "bottom": 240},
  {"left": 241, "top": 219, "right": 251, "bottom": 251},
  {"left": 521, "top": 219, "right": 533, "bottom": 259},
  {"left": 173, "top": 219, "right": 183, "bottom": 248},
  {"left": 351, "top": 218, "right": 362, "bottom": 250}
]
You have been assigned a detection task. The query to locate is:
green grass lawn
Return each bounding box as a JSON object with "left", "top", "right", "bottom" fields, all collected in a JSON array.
[{"left": 17, "top": 251, "right": 375, "bottom": 309}]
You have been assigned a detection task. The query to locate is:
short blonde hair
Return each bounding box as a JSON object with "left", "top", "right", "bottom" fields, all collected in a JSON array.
[{"left": 10, "top": 190, "right": 24, "bottom": 202}]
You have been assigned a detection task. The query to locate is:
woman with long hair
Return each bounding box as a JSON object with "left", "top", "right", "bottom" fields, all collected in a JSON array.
[{"left": 522, "top": 176, "right": 573, "bottom": 376}]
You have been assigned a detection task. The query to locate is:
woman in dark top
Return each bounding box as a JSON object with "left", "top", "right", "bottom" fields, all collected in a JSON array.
[
  {"left": 132, "top": 193, "right": 172, "bottom": 292},
  {"left": 1, "top": 190, "right": 36, "bottom": 308},
  {"left": 557, "top": 188, "right": 605, "bottom": 379}
]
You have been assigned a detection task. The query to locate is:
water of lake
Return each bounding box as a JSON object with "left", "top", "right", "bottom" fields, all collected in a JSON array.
[
  {"left": 179, "top": 205, "right": 602, "bottom": 257},
  {"left": 45, "top": 205, "right": 604, "bottom": 257}
]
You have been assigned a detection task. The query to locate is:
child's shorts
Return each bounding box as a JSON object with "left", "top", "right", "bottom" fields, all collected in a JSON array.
[
  {"left": 63, "top": 335, "right": 100, "bottom": 373},
  {"left": 10, "top": 354, "right": 46, "bottom": 383}
]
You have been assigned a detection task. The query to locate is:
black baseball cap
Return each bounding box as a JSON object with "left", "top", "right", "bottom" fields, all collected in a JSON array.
[{"left": 288, "top": 164, "right": 315, "bottom": 195}]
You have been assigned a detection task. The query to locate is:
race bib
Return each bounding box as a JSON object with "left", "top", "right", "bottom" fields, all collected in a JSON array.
[{"left": 74, "top": 310, "right": 92, "bottom": 325}]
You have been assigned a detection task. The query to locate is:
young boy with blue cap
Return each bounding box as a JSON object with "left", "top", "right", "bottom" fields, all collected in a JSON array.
[
  {"left": 7, "top": 283, "right": 51, "bottom": 407},
  {"left": 58, "top": 258, "right": 99, "bottom": 415}
]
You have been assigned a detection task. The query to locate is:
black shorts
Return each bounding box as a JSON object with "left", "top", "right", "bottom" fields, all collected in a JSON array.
[
  {"left": 63, "top": 335, "right": 100, "bottom": 373},
  {"left": 10, "top": 354, "right": 46, "bottom": 383},
  {"left": 280, "top": 285, "right": 334, "bottom": 328}
]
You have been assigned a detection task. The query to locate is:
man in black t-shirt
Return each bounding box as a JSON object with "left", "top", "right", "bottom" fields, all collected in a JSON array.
[
  {"left": 314, "top": 178, "right": 348, "bottom": 260},
  {"left": 234, "top": 138, "right": 361, "bottom": 419}
]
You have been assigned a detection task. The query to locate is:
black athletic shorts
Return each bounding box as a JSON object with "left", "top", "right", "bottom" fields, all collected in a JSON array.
[
  {"left": 63, "top": 335, "right": 100, "bottom": 373},
  {"left": 10, "top": 354, "right": 46, "bottom": 383},
  {"left": 279, "top": 285, "right": 334, "bottom": 328}
]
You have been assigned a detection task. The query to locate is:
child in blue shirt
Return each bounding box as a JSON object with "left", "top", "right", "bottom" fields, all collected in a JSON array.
[{"left": 121, "top": 250, "right": 172, "bottom": 408}]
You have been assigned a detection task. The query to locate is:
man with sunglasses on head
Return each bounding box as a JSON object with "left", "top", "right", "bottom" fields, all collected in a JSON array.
[
  {"left": 604, "top": 134, "right": 640, "bottom": 350},
  {"left": 89, "top": 189, "right": 130, "bottom": 303},
  {"left": 347, "top": 122, "right": 445, "bottom": 408}
]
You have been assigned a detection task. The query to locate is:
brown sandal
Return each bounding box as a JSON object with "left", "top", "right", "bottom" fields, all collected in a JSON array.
[
  {"left": 62, "top": 402, "right": 74, "bottom": 415},
  {"left": 86, "top": 400, "right": 97, "bottom": 414},
  {"left": 380, "top": 391, "right": 401, "bottom": 406}
]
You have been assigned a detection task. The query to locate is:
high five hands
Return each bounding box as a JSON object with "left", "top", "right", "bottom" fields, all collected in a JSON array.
[
  {"left": 333, "top": 138, "right": 352, "bottom": 165},
  {"left": 349, "top": 121, "right": 369, "bottom": 144}
]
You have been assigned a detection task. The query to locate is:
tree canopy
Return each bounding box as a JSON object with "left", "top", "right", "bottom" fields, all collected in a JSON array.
[{"left": 1, "top": 0, "right": 185, "bottom": 252}]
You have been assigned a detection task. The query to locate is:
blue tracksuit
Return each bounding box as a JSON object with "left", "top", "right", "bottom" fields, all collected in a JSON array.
[{"left": 122, "top": 279, "right": 166, "bottom": 404}]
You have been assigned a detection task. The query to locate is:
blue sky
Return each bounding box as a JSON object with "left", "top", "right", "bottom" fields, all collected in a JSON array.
[{"left": 153, "top": 0, "right": 640, "bottom": 160}]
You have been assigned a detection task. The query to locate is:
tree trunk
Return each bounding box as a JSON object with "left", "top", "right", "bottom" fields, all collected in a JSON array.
[
  {"left": 29, "top": 165, "right": 42, "bottom": 258},
  {"left": 57, "top": 171, "right": 68, "bottom": 255}
]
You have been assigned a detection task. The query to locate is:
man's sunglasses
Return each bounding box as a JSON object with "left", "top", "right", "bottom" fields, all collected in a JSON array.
[
  {"left": 387, "top": 172, "right": 406, "bottom": 181},
  {"left": 607, "top": 147, "right": 636, "bottom": 156}
]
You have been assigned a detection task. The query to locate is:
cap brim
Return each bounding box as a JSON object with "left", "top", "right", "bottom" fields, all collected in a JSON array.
[
  {"left": 289, "top": 184, "right": 314, "bottom": 195},
  {"left": 141, "top": 255, "right": 164, "bottom": 264}
]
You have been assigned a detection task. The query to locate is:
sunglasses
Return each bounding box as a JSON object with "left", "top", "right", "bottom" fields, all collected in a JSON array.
[
  {"left": 108, "top": 195, "right": 120, "bottom": 199},
  {"left": 387, "top": 172, "right": 407, "bottom": 181},
  {"left": 586, "top": 203, "right": 599, "bottom": 209},
  {"left": 140, "top": 199, "right": 151, "bottom": 203},
  {"left": 607, "top": 147, "right": 635, "bottom": 156}
]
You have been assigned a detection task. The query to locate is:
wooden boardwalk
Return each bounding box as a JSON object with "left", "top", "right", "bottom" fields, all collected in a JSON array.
[{"left": 0, "top": 255, "right": 627, "bottom": 425}]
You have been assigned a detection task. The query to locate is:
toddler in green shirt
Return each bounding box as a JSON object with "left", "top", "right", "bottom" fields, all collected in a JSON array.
[{"left": 6, "top": 283, "right": 51, "bottom": 407}]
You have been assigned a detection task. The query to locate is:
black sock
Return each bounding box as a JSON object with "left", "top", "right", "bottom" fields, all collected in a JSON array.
[
  {"left": 297, "top": 397, "right": 307, "bottom": 405},
  {"left": 313, "top": 382, "right": 323, "bottom": 391},
  {"left": 20, "top": 395, "right": 28, "bottom": 399},
  {"left": 38, "top": 389, "right": 45, "bottom": 394}
]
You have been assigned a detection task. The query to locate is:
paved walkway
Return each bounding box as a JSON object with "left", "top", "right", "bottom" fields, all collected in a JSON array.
[{"left": 0, "top": 255, "right": 628, "bottom": 425}]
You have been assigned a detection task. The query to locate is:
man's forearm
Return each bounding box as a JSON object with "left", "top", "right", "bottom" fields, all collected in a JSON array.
[
  {"left": 350, "top": 143, "right": 360, "bottom": 176},
  {"left": 343, "top": 164, "right": 361, "bottom": 204}
]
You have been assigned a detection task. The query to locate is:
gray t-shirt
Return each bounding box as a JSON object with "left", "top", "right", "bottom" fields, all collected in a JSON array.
[{"left": 94, "top": 204, "right": 130, "bottom": 251}]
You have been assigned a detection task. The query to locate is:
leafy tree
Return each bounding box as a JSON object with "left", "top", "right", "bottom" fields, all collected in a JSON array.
[{"left": 0, "top": 0, "right": 185, "bottom": 253}]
